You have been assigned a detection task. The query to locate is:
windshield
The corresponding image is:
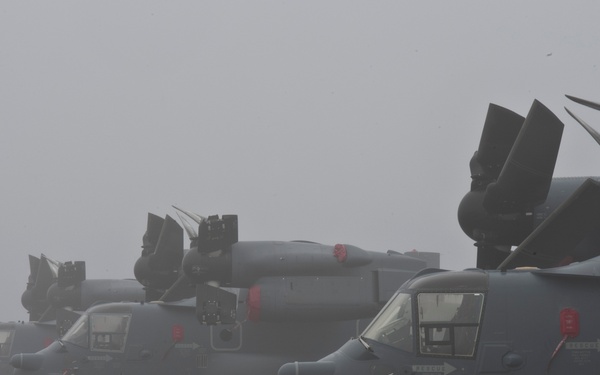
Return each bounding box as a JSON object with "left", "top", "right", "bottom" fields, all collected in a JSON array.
[
  {"left": 0, "top": 329, "right": 14, "bottom": 357},
  {"left": 362, "top": 293, "right": 413, "bottom": 352},
  {"left": 62, "top": 313, "right": 132, "bottom": 353},
  {"left": 418, "top": 292, "right": 484, "bottom": 357},
  {"left": 63, "top": 314, "right": 89, "bottom": 348}
]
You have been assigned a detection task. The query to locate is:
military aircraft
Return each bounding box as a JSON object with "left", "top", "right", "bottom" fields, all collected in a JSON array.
[
  {"left": 176, "top": 211, "right": 440, "bottom": 325},
  {"left": 2, "top": 214, "right": 199, "bottom": 375},
  {"left": 277, "top": 97, "right": 600, "bottom": 375},
  {"left": 0, "top": 255, "right": 145, "bottom": 375},
  {"left": 457, "top": 99, "right": 600, "bottom": 269},
  {"left": 10, "top": 212, "right": 440, "bottom": 375},
  {"left": 279, "top": 252, "right": 600, "bottom": 375}
]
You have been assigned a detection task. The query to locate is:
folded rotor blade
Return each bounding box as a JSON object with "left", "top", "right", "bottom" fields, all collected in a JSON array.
[
  {"left": 21, "top": 255, "right": 42, "bottom": 318},
  {"left": 566, "top": 95, "right": 600, "bottom": 111},
  {"left": 469, "top": 104, "right": 525, "bottom": 188},
  {"left": 32, "top": 256, "right": 59, "bottom": 299},
  {"left": 172, "top": 205, "right": 206, "bottom": 225},
  {"left": 483, "top": 100, "right": 564, "bottom": 213},
  {"left": 476, "top": 245, "right": 511, "bottom": 270},
  {"left": 148, "top": 215, "right": 183, "bottom": 271},
  {"left": 498, "top": 178, "right": 600, "bottom": 269},
  {"left": 36, "top": 304, "right": 56, "bottom": 322},
  {"left": 175, "top": 211, "right": 198, "bottom": 240},
  {"left": 27, "top": 255, "right": 41, "bottom": 287},
  {"left": 143, "top": 213, "right": 165, "bottom": 250},
  {"left": 157, "top": 273, "right": 195, "bottom": 302},
  {"left": 565, "top": 107, "right": 600, "bottom": 146}
]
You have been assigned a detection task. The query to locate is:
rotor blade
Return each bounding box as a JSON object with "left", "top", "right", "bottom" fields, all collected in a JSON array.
[
  {"left": 476, "top": 245, "right": 511, "bottom": 270},
  {"left": 565, "top": 107, "right": 600, "bottom": 146},
  {"left": 143, "top": 213, "right": 165, "bottom": 250},
  {"left": 172, "top": 205, "right": 205, "bottom": 225},
  {"left": 498, "top": 178, "right": 600, "bottom": 270},
  {"left": 27, "top": 255, "right": 41, "bottom": 287},
  {"left": 32, "top": 256, "right": 59, "bottom": 299},
  {"left": 175, "top": 211, "right": 198, "bottom": 240},
  {"left": 149, "top": 215, "right": 184, "bottom": 271},
  {"left": 469, "top": 104, "right": 525, "bottom": 187},
  {"left": 566, "top": 95, "right": 600, "bottom": 111},
  {"left": 157, "top": 273, "right": 194, "bottom": 302},
  {"left": 483, "top": 100, "right": 564, "bottom": 214},
  {"left": 36, "top": 304, "right": 56, "bottom": 322}
]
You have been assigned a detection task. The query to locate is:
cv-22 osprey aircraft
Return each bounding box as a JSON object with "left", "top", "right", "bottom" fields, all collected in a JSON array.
[
  {"left": 280, "top": 249, "right": 600, "bottom": 375},
  {"left": 278, "top": 97, "right": 600, "bottom": 375},
  {"left": 0, "top": 255, "right": 145, "bottom": 375},
  {"left": 10, "top": 212, "right": 440, "bottom": 375},
  {"left": 2, "top": 212, "right": 201, "bottom": 375},
  {"left": 2, "top": 213, "right": 202, "bottom": 375}
]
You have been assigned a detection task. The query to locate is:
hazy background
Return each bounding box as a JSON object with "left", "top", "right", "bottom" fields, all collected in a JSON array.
[{"left": 1, "top": 1, "right": 599, "bottom": 322}]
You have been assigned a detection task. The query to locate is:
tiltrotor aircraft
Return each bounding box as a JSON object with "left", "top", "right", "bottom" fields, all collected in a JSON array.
[
  {"left": 458, "top": 97, "right": 600, "bottom": 269},
  {"left": 10, "top": 211, "right": 439, "bottom": 375},
  {"left": 2, "top": 214, "right": 199, "bottom": 375},
  {"left": 278, "top": 97, "right": 600, "bottom": 375},
  {"left": 0, "top": 255, "right": 145, "bottom": 374}
]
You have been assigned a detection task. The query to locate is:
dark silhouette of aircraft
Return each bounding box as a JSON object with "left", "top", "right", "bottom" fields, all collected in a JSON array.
[
  {"left": 457, "top": 99, "right": 600, "bottom": 269},
  {"left": 10, "top": 211, "right": 440, "bottom": 375},
  {"left": 277, "top": 97, "right": 600, "bottom": 375}
]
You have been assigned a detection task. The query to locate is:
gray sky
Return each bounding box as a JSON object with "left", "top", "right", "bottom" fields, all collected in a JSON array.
[{"left": 1, "top": 1, "right": 600, "bottom": 322}]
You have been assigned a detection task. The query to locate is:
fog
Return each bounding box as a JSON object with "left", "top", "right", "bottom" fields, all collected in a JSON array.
[{"left": 1, "top": 1, "right": 599, "bottom": 321}]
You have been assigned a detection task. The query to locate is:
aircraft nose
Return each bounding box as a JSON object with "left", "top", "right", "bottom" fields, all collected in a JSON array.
[
  {"left": 10, "top": 353, "right": 44, "bottom": 371},
  {"left": 278, "top": 361, "right": 336, "bottom": 375}
]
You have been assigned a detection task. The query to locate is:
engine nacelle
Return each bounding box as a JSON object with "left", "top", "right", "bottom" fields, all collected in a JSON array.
[
  {"left": 246, "top": 276, "right": 380, "bottom": 322},
  {"left": 47, "top": 279, "right": 145, "bottom": 310}
]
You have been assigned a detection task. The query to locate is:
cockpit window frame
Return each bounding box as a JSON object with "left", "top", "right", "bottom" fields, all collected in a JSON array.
[
  {"left": 0, "top": 329, "right": 15, "bottom": 357},
  {"left": 62, "top": 311, "right": 133, "bottom": 353},
  {"left": 89, "top": 313, "right": 132, "bottom": 353},
  {"left": 416, "top": 291, "right": 486, "bottom": 359}
]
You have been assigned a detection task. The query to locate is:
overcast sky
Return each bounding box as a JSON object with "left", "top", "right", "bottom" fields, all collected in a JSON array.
[{"left": 1, "top": 1, "right": 599, "bottom": 321}]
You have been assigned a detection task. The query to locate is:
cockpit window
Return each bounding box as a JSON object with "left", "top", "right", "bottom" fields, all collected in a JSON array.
[
  {"left": 63, "top": 314, "right": 90, "bottom": 348},
  {"left": 62, "top": 313, "right": 132, "bottom": 352},
  {"left": 362, "top": 293, "right": 413, "bottom": 352},
  {"left": 417, "top": 293, "right": 484, "bottom": 357},
  {"left": 90, "top": 313, "right": 131, "bottom": 353},
  {"left": 0, "top": 330, "right": 14, "bottom": 357}
]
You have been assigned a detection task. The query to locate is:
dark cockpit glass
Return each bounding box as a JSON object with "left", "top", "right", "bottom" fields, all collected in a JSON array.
[
  {"left": 0, "top": 329, "right": 14, "bottom": 357},
  {"left": 362, "top": 293, "right": 413, "bottom": 352},
  {"left": 62, "top": 313, "right": 132, "bottom": 353}
]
